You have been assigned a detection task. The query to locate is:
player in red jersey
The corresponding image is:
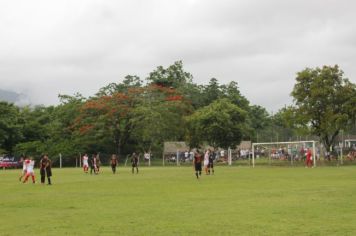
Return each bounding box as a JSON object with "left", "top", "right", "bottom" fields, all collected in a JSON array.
[{"left": 305, "top": 148, "right": 313, "bottom": 168}]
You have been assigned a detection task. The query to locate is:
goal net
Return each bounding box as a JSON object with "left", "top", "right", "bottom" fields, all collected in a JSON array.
[{"left": 251, "top": 141, "right": 316, "bottom": 167}]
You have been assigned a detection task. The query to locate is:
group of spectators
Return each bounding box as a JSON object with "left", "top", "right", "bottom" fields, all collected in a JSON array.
[{"left": 167, "top": 149, "right": 226, "bottom": 163}]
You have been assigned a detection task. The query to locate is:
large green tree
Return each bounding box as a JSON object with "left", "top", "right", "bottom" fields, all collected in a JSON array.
[
  {"left": 147, "top": 61, "right": 193, "bottom": 88},
  {"left": 0, "top": 102, "right": 22, "bottom": 154},
  {"left": 186, "top": 98, "right": 247, "bottom": 150},
  {"left": 291, "top": 65, "right": 356, "bottom": 150},
  {"left": 129, "top": 85, "right": 192, "bottom": 155}
]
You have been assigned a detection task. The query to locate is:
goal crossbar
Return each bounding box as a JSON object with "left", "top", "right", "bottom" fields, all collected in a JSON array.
[{"left": 252, "top": 140, "right": 316, "bottom": 168}]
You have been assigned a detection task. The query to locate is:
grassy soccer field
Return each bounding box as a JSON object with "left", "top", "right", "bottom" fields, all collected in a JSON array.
[{"left": 1, "top": 166, "right": 356, "bottom": 236}]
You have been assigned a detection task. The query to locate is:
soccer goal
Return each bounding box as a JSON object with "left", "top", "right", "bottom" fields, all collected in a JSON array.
[{"left": 251, "top": 141, "right": 316, "bottom": 168}]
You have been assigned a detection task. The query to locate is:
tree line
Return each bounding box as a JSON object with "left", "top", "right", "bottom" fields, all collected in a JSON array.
[{"left": 0, "top": 62, "right": 355, "bottom": 160}]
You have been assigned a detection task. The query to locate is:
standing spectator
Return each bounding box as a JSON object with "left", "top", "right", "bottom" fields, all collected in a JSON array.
[
  {"left": 131, "top": 152, "right": 139, "bottom": 174},
  {"left": 189, "top": 150, "right": 194, "bottom": 161},
  {"left": 144, "top": 152, "right": 150, "bottom": 165},
  {"left": 110, "top": 154, "right": 118, "bottom": 174},
  {"left": 300, "top": 147, "right": 306, "bottom": 162},
  {"left": 40, "top": 154, "right": 52, "bottom": 185},
  {"left": 184, "top": 150, "right": 189, "bottom": 162},
  {"left": 220, "top": 149, "right": 225, "bottom": 162}
]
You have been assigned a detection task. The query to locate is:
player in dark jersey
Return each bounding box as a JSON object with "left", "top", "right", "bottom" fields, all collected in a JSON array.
[
  {"left": 95, "top": 154, "right": 101, "bottom": 173},
  {"left": 193, "top": 151, "right": 202, "bottom": 179},
  {"left": 110, "top": 154, "right": 118, "bottom": 174},
  {"left": 39, "top": 154, "right": 52, "bottom": 185},
  {"left": 131, "top": 152, "right": 139, "bottom": 174},
  {"left": 208, "top": 151, "right": 214, "bottom": 175},
  {"left": 90, "top": 154, "right": 99, "bottom": 175},
  {"left": 89, "top": 154, "right": 95, "bottom": 175}
]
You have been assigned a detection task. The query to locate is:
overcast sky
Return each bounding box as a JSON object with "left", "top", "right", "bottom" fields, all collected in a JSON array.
[{"left": 1, "top": 0, "right": 355, "bottom": 111}]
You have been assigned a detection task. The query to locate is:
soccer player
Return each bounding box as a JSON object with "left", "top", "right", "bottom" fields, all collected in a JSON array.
[
  {"left": 23, "top": 157, "right": 35, "bottom": 184},
  {"left": 89, "top": 154, "right": 95, "bottom": 175},
  {"left": 131, "top": 152, "right": 139, "bottom": 174},
  {"left": 96, "top": 154, "right": 101, "bottom": 173},
  {"left": 82, "top": 154, "right": 89, "bottom": 173},
  {"left": 204, "top": 150, "right": 210, "bottom": 175},
  {"left": 19, "top": 156, "right": 27, "bottom": 182},
  {"left": 110, "top": 154, "right": 118, "bottom": 174},
  {"left": 40, "top": 154, "right": 52, "bottom": 185},
  {"left": 208, "top": 151, "right": 214, "bottom": 175},
  {"left": 92, "top": 154, "right": 99, "bottom": 174},
  {"left": 305, "top": 148, "right": 313, "bottom": 168},
  {"left": 193, "top": 151, "right": 202, "bottom": 179}
]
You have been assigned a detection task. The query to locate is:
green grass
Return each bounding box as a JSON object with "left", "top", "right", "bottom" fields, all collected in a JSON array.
[{"left": 1, "top": 166, "right": 356, "bottom": 235}]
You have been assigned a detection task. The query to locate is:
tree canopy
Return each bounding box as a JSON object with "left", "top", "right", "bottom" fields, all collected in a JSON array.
[
  {"left": 0, "top": 62, "right": 354, "bottom": 161},
  {"left": 186, "top": 98, "right": 247, "bottom": 150},
  {"left": 291, "top": 65, "right": 356, "bottom": 150}
]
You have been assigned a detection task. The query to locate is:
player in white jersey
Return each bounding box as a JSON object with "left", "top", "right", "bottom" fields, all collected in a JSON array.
[
  {"left": 204, "top": 150, "right": 210, "bottom": 175},
  {"left": 82, "top": 154, "right": 89, "bottom": 173},
  {"left": 19, "top": 156, "right": 27, "bottom": 182},
  {"left": 23, "top": 157, "right": 36, "bottom": 184}
]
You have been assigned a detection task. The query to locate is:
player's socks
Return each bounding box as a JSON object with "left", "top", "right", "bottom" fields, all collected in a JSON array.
[
  {"left": 195, "top": 172, "right": 199, "bottom": 179},
  {"left": 23, "top": 175, "right": 29, "bottom": 183},
  {"left": 32, "top": 175, "right": 35, "bottom": 183},
  {"left": 48, "top": 177, "right": 51, "bottom": 185}
]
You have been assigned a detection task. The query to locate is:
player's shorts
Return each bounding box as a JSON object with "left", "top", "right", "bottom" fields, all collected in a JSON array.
[
  {"left": 195, "top": 163, "right": 202, "bottom": 172},
  {"left": 46, "top": 168, "right": 52, "bottom": 177},
  {"left": 132, "top": 164, "right": 137, "bottom": 168},
  {"left": 204, "top": 160, "right": 209, "bottom": 166},
  {"left": 40, "top": 168, "right": 52, "bottom": 177},
  {"left": 25, "top": 171, "right": 34, "bottom": 176}
]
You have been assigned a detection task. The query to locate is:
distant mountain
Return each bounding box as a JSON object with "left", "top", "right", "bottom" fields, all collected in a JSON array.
[{"left": 0, "top": 89, "right": 30, "bottom": 105}]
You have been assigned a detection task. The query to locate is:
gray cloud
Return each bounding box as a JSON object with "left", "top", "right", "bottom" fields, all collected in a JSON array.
[{"left": 0, "top": 0, "right": 355, "bottom": 111}]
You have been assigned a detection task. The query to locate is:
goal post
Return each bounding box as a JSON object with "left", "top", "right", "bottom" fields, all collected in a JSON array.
[{"left": 251, "top": 141, "right": 317, "bottom": 168}]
